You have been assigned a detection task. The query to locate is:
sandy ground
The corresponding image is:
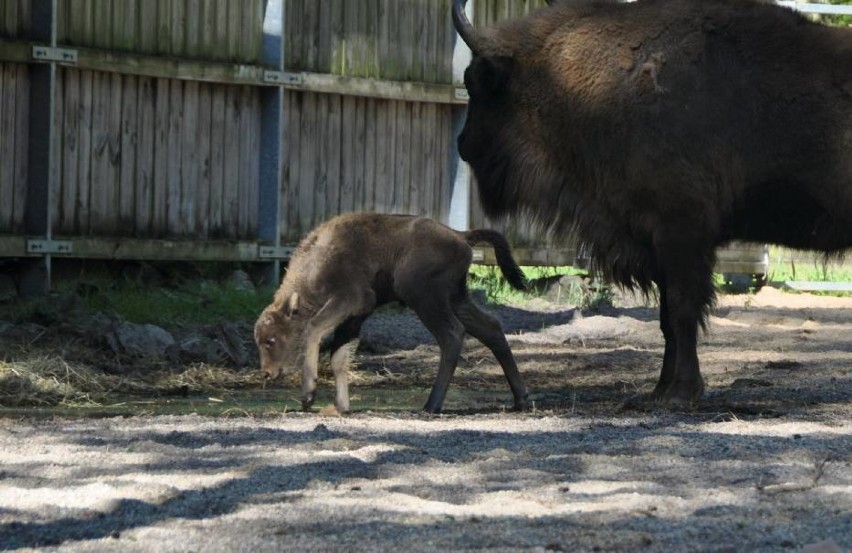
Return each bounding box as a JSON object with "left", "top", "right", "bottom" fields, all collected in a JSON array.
[{"left": 0, "top": 287, "right": 850, "bottom": 552}]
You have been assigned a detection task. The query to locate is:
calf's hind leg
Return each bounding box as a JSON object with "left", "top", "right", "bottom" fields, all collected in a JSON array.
[{"left": 454, "top": 297, "right": 529, "bottom": 410}]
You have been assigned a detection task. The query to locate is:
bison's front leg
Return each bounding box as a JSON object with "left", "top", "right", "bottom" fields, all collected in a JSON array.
[{"left": 301, "top": 294, "right": 375, "bottom": 411}]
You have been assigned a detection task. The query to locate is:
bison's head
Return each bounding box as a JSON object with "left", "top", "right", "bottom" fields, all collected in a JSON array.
[
  {"left": 453, "top": 0, "right": 566, "bottom": 223},
  {"left": 253, "top": 293, "right": 305, "bottom": 381}
]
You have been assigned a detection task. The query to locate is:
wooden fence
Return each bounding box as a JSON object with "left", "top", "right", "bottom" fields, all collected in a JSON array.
[{"left": 4, "top": 0, "right": 840, "bottom": 293}]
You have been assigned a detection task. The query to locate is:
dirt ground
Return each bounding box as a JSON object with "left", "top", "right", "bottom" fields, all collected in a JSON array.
[{"left": 0, "top": 287, "right": 850, "bottom": 552}]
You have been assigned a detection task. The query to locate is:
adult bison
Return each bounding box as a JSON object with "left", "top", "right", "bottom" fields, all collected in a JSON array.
[{"left": 452, "top": 0, "right": 852, "bottom": 403}]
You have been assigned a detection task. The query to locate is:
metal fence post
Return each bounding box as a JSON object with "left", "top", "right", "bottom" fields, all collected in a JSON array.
[
  {"left": 258, "top": 0, "right": 284, "bottom": 287},
  {"left": 448, "top": 0, "right": 473, "bottom": 231},
  {"left": 21, "top": 0, "right": 57, "bottom": 297}
]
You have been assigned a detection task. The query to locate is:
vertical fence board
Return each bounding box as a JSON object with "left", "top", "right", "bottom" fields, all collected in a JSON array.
[
  {"left": 12, "top": 63, "right": 28, "bottom": 232},
  {"left": 208, "top": 86, "right": 226, "bottom": 237},
  {"left": 395, "top": 101, "right": 411, "bottom": 213},
  {"left": 195, "top": 84, "right": 212, "bottom": 237},
  {"left": 247, "top": 89, "right": 260, "bottom": 236},
  {"left": 0, "top": 65, "right": 14, "bottom": 229},
  {"left": 298, "top": 92, "right": 317, "bottom": 234},
  {"left": 409, "top": 102, "right": 423, "bottom": 215},
  {"left": 181, "top": 80, "right": 199, "bottom": 237},
  {"left": 151, "top": 79, "right": 169, "bottom": 236},
  {"left": 186, "top": 0, "right": 201, "bottom": 57},
  {"left": 166, "top": 81, "right": 183, "bottom": 235},
  {"left": 339, "top": 95, "right": 355, "bottom": 214},
  {"left": 326, "top": 94, "right": 342, "bottom": 217},
  {"left": 59, "top": 69, "right": 80, "bottom": 235},
  {"left": 50, "top": 70, "right": 64, "bottom": 233},
  {"left": 222, "top": 85, "right": 240, "bottom": 236},
  {"left": 137, "top": 0, "right": 157, "bottom": 53},
  {"left": 238, "top": 86, "right": 253, "bottom": 237},
  {"left": 103, "top": 72, "right": 122, "bottom": 234},
  {"left": 284, "top": 91, "right": 302, "bottom": 242},
  {"left": 76, "top": 71, "right": 93, "bottom": 234},
  {"left": 363, "top": 98, "right": 377, "bottom": 212},
  {"left": 119, "top": 75, "right": 138, "bottom": 231},
  {"left": 135, "top": 76, "right": 155, "bottom": 235},
  {"left": 313, "top": 93, "right": 329, "bottom": 224},
  {"left": 373, "top": 99, "right": 389, "bottom": 213},
  {"left": 89, "top": 72, "right": 109, "bottom": 233}
]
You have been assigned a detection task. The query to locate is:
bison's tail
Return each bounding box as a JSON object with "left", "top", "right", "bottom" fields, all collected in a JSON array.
[{"left": 463, "top": 229, "right": 527, "bottom": 291}]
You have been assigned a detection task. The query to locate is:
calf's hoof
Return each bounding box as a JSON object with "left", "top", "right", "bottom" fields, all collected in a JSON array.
[
  {"left": 301, "top": 393, "right": 315, "bottom": 411},
  {"left": 513, "top": 394, "right": 530, "bottom": 411}
]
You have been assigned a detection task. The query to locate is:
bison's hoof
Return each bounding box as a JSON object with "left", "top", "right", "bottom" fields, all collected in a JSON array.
[
  {"left": 302, "top": 394, "right": 315, "bottom": 411},
  {"left": 422, "top": 403, "right": 442, "bottom": 415},
  {"left": 660, "top": 380, "right": 705, "bottom": 407}
]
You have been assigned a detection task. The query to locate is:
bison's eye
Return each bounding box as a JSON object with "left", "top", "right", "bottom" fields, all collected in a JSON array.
[{"left": 264, "top": 337, "right": 276, "bottom": 348}]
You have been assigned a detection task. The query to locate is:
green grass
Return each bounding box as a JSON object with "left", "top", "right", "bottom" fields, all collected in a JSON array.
[
  {"left": 0, "top": 273, "right": 275, "bottom": 328},
  {"left": 468, "top": 265, "right": 586, "bottom": 304}
]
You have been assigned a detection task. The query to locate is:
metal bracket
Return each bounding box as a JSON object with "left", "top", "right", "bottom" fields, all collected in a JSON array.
[
  {"left": 263, "top": 71, "right": 303, "bottom": 86},
  {"left": 454, "top": 87, "right": 469, "bottom": 101},
  {"left": 26, "top": 239, "right": 73, "bottom": 255},
  {"left": 258, "top": 245, "right": 294, "bottom": 260},
  {"left": 32, "top": 46, "right": 78, "bottom": 64}
]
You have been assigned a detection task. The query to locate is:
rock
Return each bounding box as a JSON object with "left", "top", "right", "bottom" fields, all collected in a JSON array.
[
  {"left": 176, "top": 334, "right": 227, "bottom": 364},
  {"left": 108, "top": 322, "right": 175, "bottom": 359},
  {"left": 217, "top": 322, "right": 250, "bottom": 366},
  {"left": 0, "top": 275, "right": 17, "bottom": 303},
  {"left": 539, "top": 274, "right": 590, "bottom": 305},
  {"left": 228, "top": 270, "right": 255, "bottom": 293}
]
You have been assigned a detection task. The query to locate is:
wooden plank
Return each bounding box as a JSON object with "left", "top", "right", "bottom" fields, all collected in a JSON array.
[
  {"left": 104, "top": 72, "right": 123, "bottom": 234},
  {"left": 58, "top": 69, "right": 80, "bottom": 235},
  {"left": 422, "top": 102, "right": 438, "bottom": 218},
  {"left": 247, "top": 88, "right": 260, "bottom": 237},
  {"left": 195, "top": 83, "right": 212, "bottom": 237},
  {"left": 171, "top": 0, "right": 187, "bottom": 57},
  {"left": 76, "top": 70, "right": 93, "bottom": 234},
  {"left": 186, "top": 0, "right": 202, "bottom": 58},
  {"left": 200, "top": 0, "right": 217, "bottom": 59},
  {"left": 325, "top": 93, "right": 342, "bottom": 216},
  {"left": 207, "top": 86, "right": 225, "bottom": 237},
  {"left": 137, "top": 0, "right": 157, "bottom": 54},
  {"left": 373, "top": 99, "right": 389, "bottom": 213},
  {"left": 281, "top": 91, "right": 300, "bottom": 242},
  {"left": 298, "top": 92, "right": 317, "bottom": 233},
  {"left": 437, "top": 104, "right": 450, "bottom": 224},
  {"left": 284, "top": 0, "right": 301, "bottom": 70},
  {"left": 152, "top": 78, "right": 170, "bottom": 236},
  {"left": 112, "top": 0, "right": 126, "bottom": 50},
  {"left": 222, "top": 85, "right": 241, "bottom": 237},
  {"left": 2, "top": 1, "right": 18, "bottom": 37},
  {"left": 0, "top": 64, "right": 13, "bottom": 230},
  {"left": 118, "top": 75, "right": 138, "bottom": 232},
  {"left": 238, "top": 85, "right": 253, "bottom": 237},
  {"left": 89, "top": 71, "right": 108, "bottom": 234},
  {"left": 304, "top": 0, "right": 320, "bottom": 71},
  {"left": 362, "top": 97, "right": 377, "bottom": 212},
  {"left": 395, "top": 101, "right": 411, "bottom": 213},
  {"left": 156, "top": 0, "right": 171, "bottom": 56},
  {"left": 49, "top": 69, "right": 64, "bottom": 233},
  {"left": 318, "top": 0, "right": 332, "bottom": 73},
  {"left": 353, "top": 96, "right": 368, "bottom": 212},
  {"left": 12, "top": 62, "right": 28, "bottom": 232},
  {"left": 338, "top": 94, "right": 355, "bottom": 214},
  {"left": 313, "top": 92, "right": 329, "bottom": 223},
  {"left": 243, "top": 0, "right": 261, "bottom": 64},
  {"left": 409, "top": 101, "right": 423, "bottom": 215},
  {"left": 227, "top": 0, "right": 241, "bottom": 62},
  {"left": 135, "top": 76, "right": 155, "bottom": 236},
  {"left": 166, "top": 79, "right": 184, "bottom": 236},
  {"left": 181, "top": 79, "right": 200, "bottom": 237},
  {"left": 118, "top": 0, "right": 138, "bottom": 51},
  {"left": 97, "top": 0, "right": 114, "bottom": 49}
]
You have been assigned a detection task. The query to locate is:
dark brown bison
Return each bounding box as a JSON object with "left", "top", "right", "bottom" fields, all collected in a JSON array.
[
  {"left": 254, "top": 213, "right": 529, "bottom": 414},
  {"left": 453, "top": 0, "right": 852, "bottom": 403}
]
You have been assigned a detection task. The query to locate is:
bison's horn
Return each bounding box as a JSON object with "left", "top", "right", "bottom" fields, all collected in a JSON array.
[{"left": 452, "top": 0, "right": 480, "bottom": 54}]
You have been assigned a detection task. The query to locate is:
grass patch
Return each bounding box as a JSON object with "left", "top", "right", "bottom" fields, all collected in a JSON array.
[{"left": 468, "top": 265, "right": 586, "bottom": 304}]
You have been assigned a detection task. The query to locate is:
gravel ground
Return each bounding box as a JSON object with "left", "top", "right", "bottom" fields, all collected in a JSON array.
[{"left": 0, "top": 287, "right": 850, "bottom": 552}]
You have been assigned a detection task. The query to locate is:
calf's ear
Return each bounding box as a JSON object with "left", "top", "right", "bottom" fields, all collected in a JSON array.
[{"left": 284, "top": 292, "right": 300, "bottom": 318}]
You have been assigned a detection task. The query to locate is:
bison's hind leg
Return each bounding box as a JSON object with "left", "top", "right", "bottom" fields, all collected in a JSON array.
[{"left": 454, "top": 297, "right": 529, "bottom": 411}]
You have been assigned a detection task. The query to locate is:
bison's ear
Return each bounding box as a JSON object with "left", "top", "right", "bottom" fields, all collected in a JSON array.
[
  {"left": 284, "top": 292, "right": 300, "bottom": 318},
  {"left": 466, "top": 56, "right": 513, "bottom": 99}
]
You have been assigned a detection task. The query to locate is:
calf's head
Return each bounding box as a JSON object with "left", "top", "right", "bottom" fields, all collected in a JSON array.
[{"left": 253, "top": 292, "right": 305, "bottom": 381}]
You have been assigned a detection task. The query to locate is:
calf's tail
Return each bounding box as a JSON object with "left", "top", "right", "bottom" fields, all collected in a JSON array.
[{"left": 463, "top": 229, "right": 527, "bottom": 291}]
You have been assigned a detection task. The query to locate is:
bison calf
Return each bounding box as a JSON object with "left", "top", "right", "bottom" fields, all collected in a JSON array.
[{"left": 254, "top": 213, "right": 529, "bottom": 414}]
